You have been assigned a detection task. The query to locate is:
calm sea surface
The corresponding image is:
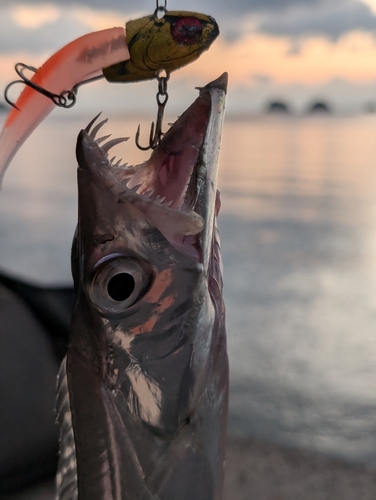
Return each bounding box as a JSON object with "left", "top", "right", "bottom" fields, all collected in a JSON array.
[{"left": 0, "top": 112, "right": 376, "bottom": 467}]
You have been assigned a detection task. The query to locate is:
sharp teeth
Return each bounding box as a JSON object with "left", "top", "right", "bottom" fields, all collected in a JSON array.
[
  {"left": 96, "top": 134, "right": 111, "bottom": 145},
  {"left": 90, "top": 118, "right": 109, "bottom": 139},
  {"left": 167, "top": 201, "right": 173, "bottom": 207},
  {"left": 119, "top": 163, "right": 129, "bottom": 169},
  {"left": 113, "top": 159, "right": 122, "bottom": 168},
  {"left": 85, "top": 112, "right": 102, "bottom": 133},
  {"left": 116, "top": 179, "right": 130, "bottom": 192},
  {"left": 102, "top": 137, "right": 129, "bottom": 153},
  {"left": 154, "top": 195, "right": 166, "bottom": 204},
  {"left": 110, "top": 156, "right": 116, "bottom": 164},
  {"left": 129, "top": 183, "right": 142, "bottom": 193}
]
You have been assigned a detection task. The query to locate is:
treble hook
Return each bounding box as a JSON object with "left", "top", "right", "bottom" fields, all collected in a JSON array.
[
  {"left": 4, "top": 62, "right": 104, "bottom": 110},
  {"left": 135, "top": 71, "right": 170, "bottom": 151}
]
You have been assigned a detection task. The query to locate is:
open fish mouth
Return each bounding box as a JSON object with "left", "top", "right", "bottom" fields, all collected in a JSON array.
[{"left": 76, "top": 72, "right": 227, "bottom": 263}]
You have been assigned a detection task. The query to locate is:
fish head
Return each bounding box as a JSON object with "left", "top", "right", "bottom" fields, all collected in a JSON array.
[
  {"left": 103, "top": 11, "right": 219, "bottom": 82},
  {"left": 66, "top": 73, "right": 228, "bottom": 498}
]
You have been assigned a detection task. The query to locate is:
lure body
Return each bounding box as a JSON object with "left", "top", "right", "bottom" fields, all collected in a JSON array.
[{"left": 103, "top": 11, "right": 219, "bottom": 83}]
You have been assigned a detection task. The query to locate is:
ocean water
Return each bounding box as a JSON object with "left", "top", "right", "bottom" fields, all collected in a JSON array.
[{"left": 0, "top": 112, "right": 376, "bottom": 467}]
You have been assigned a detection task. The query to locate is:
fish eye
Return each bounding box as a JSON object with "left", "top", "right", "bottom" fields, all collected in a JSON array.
[
  {"left": 107, "top": 273, "right": 135, "bottom": 302},
  {"left": 88, "top": 258, "right": 150, "bottom": 315},
  {"left": 171, "top": 17, "right": 203, "bottom": 45}
]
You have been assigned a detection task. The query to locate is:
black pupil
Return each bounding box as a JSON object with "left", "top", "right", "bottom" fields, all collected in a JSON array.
[{"left": 107, "top": 273, "right": 135, "bottom": 302}]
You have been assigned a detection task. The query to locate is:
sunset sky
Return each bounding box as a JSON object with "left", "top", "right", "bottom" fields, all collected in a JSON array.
[{"left": 2, "top": 0, "right": 376, "bottom": 114}]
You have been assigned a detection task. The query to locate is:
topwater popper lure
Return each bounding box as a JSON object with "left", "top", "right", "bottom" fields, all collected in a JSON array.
[{"left": 0, "top": 4, "right": 219, "bottom": 186}]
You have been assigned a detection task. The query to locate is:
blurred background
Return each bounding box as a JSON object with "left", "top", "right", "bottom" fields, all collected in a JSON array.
[{"left": 0, "top": 0, "right": 376, "bottom": 498}]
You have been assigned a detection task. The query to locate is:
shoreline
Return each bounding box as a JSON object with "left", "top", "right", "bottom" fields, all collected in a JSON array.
[
  {"left": 3, "top": 436, "right": 375, "bottom": 499},
  {"left": 225, "top": 436, "right": 376, "bottom": 499}
]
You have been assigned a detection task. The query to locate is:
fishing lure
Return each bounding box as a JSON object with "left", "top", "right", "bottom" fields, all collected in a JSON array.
[{"left": 0, "top": 5, "right": 219, "bottom": 185}]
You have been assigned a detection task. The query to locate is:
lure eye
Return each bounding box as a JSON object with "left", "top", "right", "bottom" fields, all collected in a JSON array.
[
  {"left": 171, "top": 17, "right": 203, "bottom": 45},
  {"left": 89, "top": 258, "right": 150, "bottom": 315}
]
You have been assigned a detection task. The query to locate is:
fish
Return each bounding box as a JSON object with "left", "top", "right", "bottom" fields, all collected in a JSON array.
[
  {"left": 0, "top": 12, "right": 219, "bottom": 187},
  {"left": 55, "top": 72, "right": 229, "bottom": 500}
]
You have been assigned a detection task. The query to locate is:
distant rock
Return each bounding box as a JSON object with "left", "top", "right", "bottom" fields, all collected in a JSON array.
[
  {"left": 364, "top": 102, "right": 376, "bottom": 114},
  {"left": 307, "top": 101, "right": 332, "bottom": 114},
  {"left": 0, "top": 102, "right": 8, "bottom": 113},
  {"left": 266, "top": 101, "right": 291, "bottom": 114}
]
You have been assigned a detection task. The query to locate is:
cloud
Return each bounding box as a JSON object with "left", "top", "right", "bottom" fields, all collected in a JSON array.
[
  {"left": 259, "top": 1, "right": 376, "bottom": 40},
  {"left": 0, "top": 0, "right": 337, "bottom": 35},
  {"left": 252, "top": 73, "right": 273, "bottom": 85},
  {"left": 0, "top": 1, "right": 246, "bottom": 52},
  {"left": 0, "top": 0, "right": 323, "bottom": 13},
  {"left": 0, "top": 0, "right": 362, "bottom": 21},
  {"left": 0, "top": 7, "right": 94, "bottom": 54},
  {"left": 2, "top": 0, "right": 375, "bottom": 51}
]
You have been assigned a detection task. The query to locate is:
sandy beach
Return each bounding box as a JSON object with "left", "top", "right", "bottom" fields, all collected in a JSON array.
[{"left": 2, "top": 436, "right": 376, "bottom": 500}]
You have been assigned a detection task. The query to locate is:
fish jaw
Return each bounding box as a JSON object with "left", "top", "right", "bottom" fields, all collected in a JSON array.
[
  {"left": 76, "top": 72, "right": 227, "bottom": 266},
  {"left": 64, "top": 74, "right": 228, "bottom": 499}
]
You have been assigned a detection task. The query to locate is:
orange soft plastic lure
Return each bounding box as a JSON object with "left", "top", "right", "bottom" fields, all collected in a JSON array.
[
  {"left": 0, "top": 11, "right": 219, "bottom": 187},
  {"left": 0, "top": 28, "right": 129, "bottom": 186}
]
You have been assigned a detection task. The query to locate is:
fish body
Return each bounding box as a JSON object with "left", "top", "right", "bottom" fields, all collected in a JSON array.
[{"left": 56, "top": 73, "right": 228, "bottom": 499}]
